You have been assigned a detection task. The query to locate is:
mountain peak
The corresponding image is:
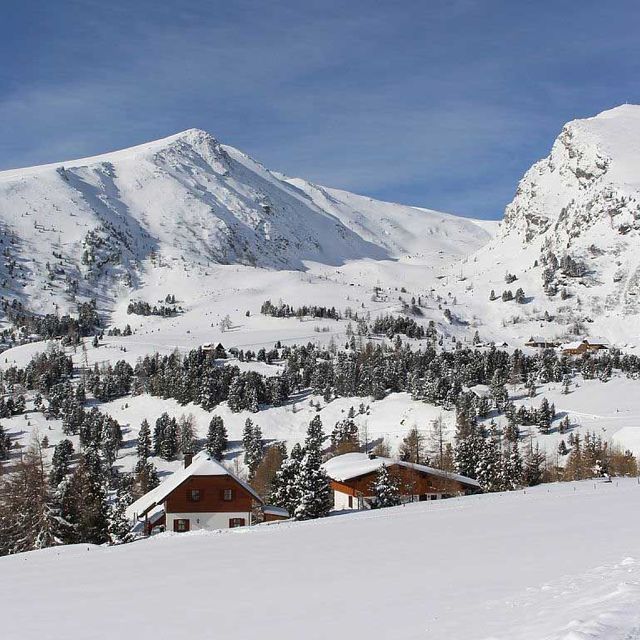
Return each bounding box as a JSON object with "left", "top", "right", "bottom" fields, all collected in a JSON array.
[
  {"left": 159, "top": 127, "right": 219, "bottom": 148},
  {"left": 501, "top": 104, "right": 640, "bottom": 242}
]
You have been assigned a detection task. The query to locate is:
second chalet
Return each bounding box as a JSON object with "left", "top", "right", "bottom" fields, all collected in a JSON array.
[{"left": 323, "top": 452, "right": 481, "bottom": 510}]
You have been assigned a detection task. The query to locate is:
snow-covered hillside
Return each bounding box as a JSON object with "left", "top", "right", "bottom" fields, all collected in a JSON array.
[
  {"left": 0, "top": 129, "right": 491, "bottom": 316},
  {"left": 2, "top": 479, "right": 639, "bottom": 640}
]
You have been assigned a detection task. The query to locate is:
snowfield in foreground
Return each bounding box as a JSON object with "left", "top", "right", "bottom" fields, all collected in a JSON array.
[{"left": 1, "top": 480, "right": 639, "bottom": 640}]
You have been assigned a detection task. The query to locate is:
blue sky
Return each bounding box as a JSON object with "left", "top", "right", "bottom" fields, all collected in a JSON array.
[{"left": 1, "top": 1, "right": 639, "bottom": 218}]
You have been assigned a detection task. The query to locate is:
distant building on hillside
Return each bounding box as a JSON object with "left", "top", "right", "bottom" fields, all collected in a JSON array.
[
  {"left": 126, "top": 452, "right": 284, "bottom": 535},
  {"left": 201, "top": 342, "right": 227, "bottom": 358},
  {"left": 322, "top": 452, "right": 481, "bottom": 511},
  {"left": 525, "top": 336, "right": 559, "bottom": 349},
  {"left": 561, "top": 337, "right": 609, "bottom": 356}
]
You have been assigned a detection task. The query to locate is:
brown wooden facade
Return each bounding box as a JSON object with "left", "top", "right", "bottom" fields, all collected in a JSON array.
[
  {"left": 165, "top": 475, "right": 256, "bottom": 514},
  {"left": 332, "top": 464, "right": 476, "bottom": 500},
  {"left": 263, "top": 511, "right": 288, "bottom": 523}
]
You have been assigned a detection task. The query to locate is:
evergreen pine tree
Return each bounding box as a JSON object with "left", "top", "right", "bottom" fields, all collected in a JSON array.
[
  {"left": 49, "top": 439, "right": 74, "bottom": 486},
  {"left": 475, "top": 433, "right": 502, "bottom": 492},
  {"left": 538, "top": 398, "right": 552, "bottom": 434},
  {"left": 501, "top": 442, "right": 523, "bottom": 490},
  {"left": 61, "top": 449, "right": 110, "bottom": 544},
  {"left": 153, "top": 413, "right": 170, "bottom": 456},
  {"left": 270, "top": 443, "right": 304, "bottom": 516},
  {"left": 178, "top": 414, "right": 197, "bottom": 455},
  {"left": 0, "top": 423, "right": 11, "bottom": 460},
  {"left": 243, "top": 419, "right": 264, "bottom": 477},
  {"left": 371, "top": 464, "right": 401, "bottom": 508},
  {"left": 107, "top": 475, "right": 134, "bottom": 545},
  {"left": 294, "top": 417, "right": 332, "bottom": 520},
  {"left": 523, "top": 442, "right": 545, "bottom": 486},
  {"left": 160, "top": 418, "right": 179, "bottom": 461},
  {"left": 137, "top": 419, "right": 152, "bottom": 460},
  {"left": 205, "top": 416, "right": 228, "bottom": 460}
]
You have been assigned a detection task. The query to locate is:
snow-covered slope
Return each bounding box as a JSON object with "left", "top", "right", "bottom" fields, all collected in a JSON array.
[
  {"left": 2, "top": 479, "right": 639, "bottom": 640},
  {"left": 0, "top": 130, "right": 491, "bottom": 316},
  {"left": 284, "top": 177, "right": 493, "bottom": 259}
]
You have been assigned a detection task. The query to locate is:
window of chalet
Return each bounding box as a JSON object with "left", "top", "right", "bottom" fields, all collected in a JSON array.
[
  {"left": 175, "top": 519, "right": 189, "bottom": 532},
  {"left": 223, "top": 488, "right": 233, "bottom": 501},
  {"left": 189, "top": 489, "right": 201, "bottom": 502},
  {"left": 229, "top": 518, "right": 245, "bottom": 528}
]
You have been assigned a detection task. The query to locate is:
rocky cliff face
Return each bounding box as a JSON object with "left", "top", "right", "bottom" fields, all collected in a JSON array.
[
  {"left": 493, "top": 105, "right": 640, "bottom": 315},
  {"left": 502, "top": 105, "right": 640, "bottom": 243}
]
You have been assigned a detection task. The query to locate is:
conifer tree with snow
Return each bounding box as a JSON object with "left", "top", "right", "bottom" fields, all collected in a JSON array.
[
  {"left": 243, "top": 418, "right": 264, "bottom": 478},
  {"left": 503, "top": 415, "right": 520, "bottom": 443},
  {"left": 523, "top": 442, "right": 546, "bottom": 486},
  {"left": 107, "top": 475, "right": 134, "bottom": 545},
  {"left": 61, "top": 448, "right": 110, "bottom": 544},
  {"left": 0, "top": 422, "right": 11, "bottom": 460},
  {"left": 137, "top": 419, "right": 152, "bottom": 460},
  {"left": 49, "top": 439, "right": 74, "bottom": 486},
  {"left": 475, "top": 432, "right": 502, "bottom": 492},
  {"left": 330, "top": 417, "right": 359, "bottom": 454},
  {"left": 371, "top": 464, "right": 401, "bottom": 508},
  {"left": 501, "top": 442, "right": 523, "bottom": 490},
  {"left": 270, "top": 442, "right": 304, "bottom": 515},
  {"left": 454, "top": 423, "right": 485, "bottom": 481},
  {"left": 178, "top": 414, "right": 197, "bottom": 455},
  {"left": 153, "top": 412, "right": 170, "bottom": 456},
  {"left": 160, "top": 417, "right": 179, "bottom": 461},
  {"left": 537, "top": 398, "right": 552, "bottom": 434},
  {"left": 205, "top": 415, "right": 228, "bottom": 460},
  {"left": 526, "top": 374, "right": 537, "bottom": 398},
  {"left": 294, "top": 417, "right": 332, "bottom": 521}
]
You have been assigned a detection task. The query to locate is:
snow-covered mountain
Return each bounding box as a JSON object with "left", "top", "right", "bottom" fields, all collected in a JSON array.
[
  {"left": 445, "top": 105, "right": 640, "bottom": 346},
  {"left": 0, "top": 130, "right": 491, "bottom": 316},
  {"left": 3, "top": 105, "right": 640, "bottom": 346},
  {"left": 497, "top": 105, "right": 640, "bottom": 312}
]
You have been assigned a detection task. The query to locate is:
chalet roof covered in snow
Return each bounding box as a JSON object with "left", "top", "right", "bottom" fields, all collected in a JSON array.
[
  {"left": 323, "top": 452, "right": 481, "bottom": 489},
  {"left": 561, "top": 337, "right": 610, "bottom": 350},
  {"left": 561, "top": 340, "right": 585, "bottom": 350},
  {"left": 126, "top": 452, "right": 263, "bottom": 520},
  {"left": 262, "top": 505, "right": 289, "bottom": 518}
]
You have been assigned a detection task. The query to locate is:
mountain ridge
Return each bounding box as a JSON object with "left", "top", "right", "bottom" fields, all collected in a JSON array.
[{"left": 0, "top": 127, "right": 491, "bottom": 317}]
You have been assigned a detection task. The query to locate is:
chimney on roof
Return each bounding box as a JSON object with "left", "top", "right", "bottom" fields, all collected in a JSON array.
[{"left": 184, "top": 453, "right": 193, "bottom": 468}]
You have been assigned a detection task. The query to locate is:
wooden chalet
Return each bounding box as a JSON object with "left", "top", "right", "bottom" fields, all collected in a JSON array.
[
  {"left": 561, "top": 337, "right": 609, "bottom": 356},
  {"left": 525, "top": 336, "right": 559, "bottom": 349},
  {"left": 323, "top": 452, "right": 481, "bottom": 511},
  {"left": 262, "top": 505, "right": 290, "bottom": 522},
  {"left": 126, "top": 452, "right": 265, "bottom": 534}
]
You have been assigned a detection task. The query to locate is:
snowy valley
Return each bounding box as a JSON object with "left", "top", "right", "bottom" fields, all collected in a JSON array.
[{"left": 2, "top": 105, "right": 640, "bottom": 640}]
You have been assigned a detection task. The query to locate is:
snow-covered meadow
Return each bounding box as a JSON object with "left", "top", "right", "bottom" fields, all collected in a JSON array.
[{"left": 1, "top": 478, "right": 639, "bottom": 640}]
